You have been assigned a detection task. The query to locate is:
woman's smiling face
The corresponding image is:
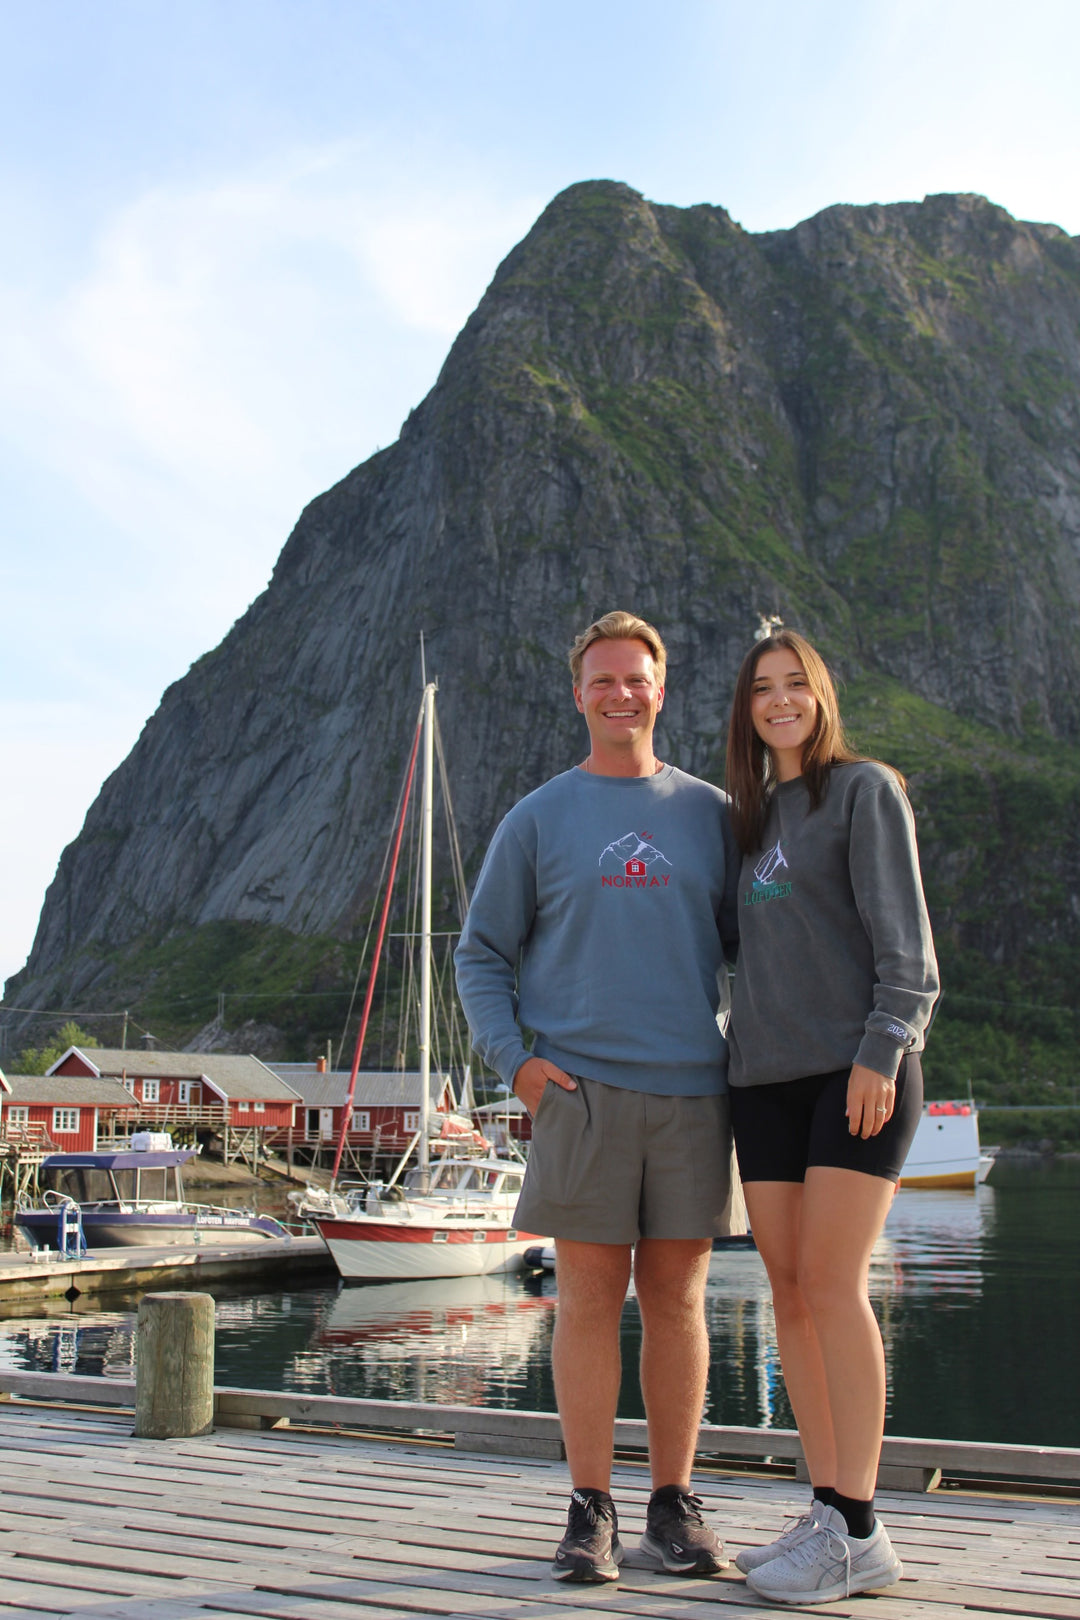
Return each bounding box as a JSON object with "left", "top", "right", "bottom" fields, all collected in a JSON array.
[{"left": 750, "top": 645, "right": 818, "bottom": 779}]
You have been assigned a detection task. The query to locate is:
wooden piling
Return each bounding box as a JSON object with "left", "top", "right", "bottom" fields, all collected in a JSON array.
[{"left": 134, "top": 1291, "right": 215, "bottom": 1438}]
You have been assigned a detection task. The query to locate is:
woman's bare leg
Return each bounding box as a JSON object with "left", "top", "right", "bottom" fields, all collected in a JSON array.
[
  {"left": 797, "top": 1165, "right": 896, "bottom": 1500},
  {"left": 742, "top": 1180, "right": 837, "bottom": 1488}
]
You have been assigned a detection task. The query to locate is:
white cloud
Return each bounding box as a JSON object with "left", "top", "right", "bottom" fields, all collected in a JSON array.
[
  {"left": 0, "top": 145, "right": 543, "bottom": 983},
  {"left": 1, "top": 145, "right": 542, "bottom": 566}
]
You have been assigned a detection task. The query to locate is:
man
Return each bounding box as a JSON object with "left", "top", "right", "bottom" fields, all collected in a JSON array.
[{"left": 455, "top": 610, "right": 740, "bottom": 1584}]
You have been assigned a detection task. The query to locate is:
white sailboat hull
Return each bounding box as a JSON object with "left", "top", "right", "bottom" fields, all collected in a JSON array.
[{"left": 313, "top": 1214, "right": 547, "bottom": 1281}]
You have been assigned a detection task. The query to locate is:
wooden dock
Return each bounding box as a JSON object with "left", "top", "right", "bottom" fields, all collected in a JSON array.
[
  {"left": 0, "top": 1396, "right": 1076, "bottom": 1618},
  {"left": 0, "top": 1236, "right": 335, "bottom": 1310}
]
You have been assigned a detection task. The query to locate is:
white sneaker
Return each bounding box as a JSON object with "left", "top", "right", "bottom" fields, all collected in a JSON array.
[
  {"left": 745, "top": 1505, "right": 903, "bottom": 1604},
  {"left": 734, "top": 1497, "right": 825, "bottom": 1573}
]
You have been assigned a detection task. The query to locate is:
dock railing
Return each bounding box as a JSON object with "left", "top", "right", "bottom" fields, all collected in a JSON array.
[{"left": 0, "top": 1368, "right": 1076, "bottom": 1495}]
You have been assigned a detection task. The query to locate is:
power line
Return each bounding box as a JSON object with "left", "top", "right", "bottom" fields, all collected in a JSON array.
[{"left": 0, "top": 1007, "right": 129, "bottom": 1018}]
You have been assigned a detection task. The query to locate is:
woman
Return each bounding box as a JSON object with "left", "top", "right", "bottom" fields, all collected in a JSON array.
[{"left": 725, "top": 629, "right": 938, "bottom": 1606}]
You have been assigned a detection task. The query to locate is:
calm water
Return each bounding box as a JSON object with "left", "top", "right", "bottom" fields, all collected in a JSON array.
[{"left": 1, "top": 1160, "right": 1076, "bottom": 1447}]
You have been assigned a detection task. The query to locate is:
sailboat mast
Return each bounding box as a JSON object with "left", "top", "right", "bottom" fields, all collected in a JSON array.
[{"left": 419, "top": 680, "right": 436, "bottom": 1174}]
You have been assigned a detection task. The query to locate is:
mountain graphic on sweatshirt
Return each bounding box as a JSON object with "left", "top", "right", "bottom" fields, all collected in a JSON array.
[{"left": 598, "top": 831, "right": 673, "bottom": 872}]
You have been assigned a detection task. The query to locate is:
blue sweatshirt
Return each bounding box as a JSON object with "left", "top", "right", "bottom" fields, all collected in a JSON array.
[{"left": 454, "top": 766, "right": 740, "bottom": 1096}]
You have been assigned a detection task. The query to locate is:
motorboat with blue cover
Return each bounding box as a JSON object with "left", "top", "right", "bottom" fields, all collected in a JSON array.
[{"left": 16, "top": 1146, "right": 288, "bottom": 1248}]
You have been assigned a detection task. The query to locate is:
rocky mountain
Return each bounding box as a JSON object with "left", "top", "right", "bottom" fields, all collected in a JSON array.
[{"left": 7, "top": 181, "right": 1080, "bottom": 1092}]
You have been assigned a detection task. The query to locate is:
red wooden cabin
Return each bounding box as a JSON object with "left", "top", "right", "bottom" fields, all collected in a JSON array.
[
  {"left": 0, "top": 1074, "right": 138, "bottom": 1153},
  {"left": 49, "top": 1048, "right": 300, "bottom": 1136}
]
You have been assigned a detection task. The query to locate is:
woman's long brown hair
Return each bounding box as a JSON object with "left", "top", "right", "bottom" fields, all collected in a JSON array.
[{"left": 725, "top": 629, "right": 902, "bottom": 854}]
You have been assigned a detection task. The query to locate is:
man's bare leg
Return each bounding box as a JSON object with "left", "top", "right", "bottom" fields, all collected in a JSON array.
[
  {"left": 551, "top": 1238, "right": 633, "bottom": 1489},
  {"left": 634, "top": 1237, "right": 713, "bottom": 1487}
]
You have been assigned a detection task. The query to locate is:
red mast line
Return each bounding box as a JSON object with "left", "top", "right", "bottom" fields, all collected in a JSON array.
[{"left": 331, "top": 703, "right": 424, "bottom": 1187}]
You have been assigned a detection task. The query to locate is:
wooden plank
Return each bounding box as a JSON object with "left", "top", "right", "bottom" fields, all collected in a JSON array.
[
  {"left": 0, "top": 1510, "right": 357, "bottom": 1559},
  {"left": 0, "top": 1556, "right": 215, "bottom": 1601},
  {"left": 0, "top": 1586, "right": 88, "bottom": 1617},
  {"left": 0, "top": 1373, "right": 136, "bottom": 1407},
  {"left": 0, "top": 1532, "right": 318, "bottom": 1590},
  {"left": 0, "top": 1595, "right": 257, "bottom": 1620}
]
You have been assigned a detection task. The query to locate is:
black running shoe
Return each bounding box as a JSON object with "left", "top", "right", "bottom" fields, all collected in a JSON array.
[
  {"left": 551, "top": 1487, "right": 624, "bottom": 1582},
  {"left": 638, "top": 1485, "right": 729, "bottom": 1575}
]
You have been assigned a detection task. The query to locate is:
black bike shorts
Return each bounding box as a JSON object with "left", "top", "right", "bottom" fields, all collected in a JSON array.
[{"left": 729, "top": 1055, "right": 923, "bottom": 1185}]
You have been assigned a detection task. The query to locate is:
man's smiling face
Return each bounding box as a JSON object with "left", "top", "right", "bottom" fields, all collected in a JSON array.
[{"left": 573, "top": 637, "right": 665, "bottom": 751}]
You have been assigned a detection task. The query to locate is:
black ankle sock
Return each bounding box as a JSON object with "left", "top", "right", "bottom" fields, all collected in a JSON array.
[
  {"left": 830, "top": 1491, "right": 874, "bottom": 1539},
  {"left": 812, "top": 1485, "right": 835, "bottom": 1509}
]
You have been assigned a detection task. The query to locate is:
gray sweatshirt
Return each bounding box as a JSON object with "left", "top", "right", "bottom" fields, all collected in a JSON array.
[
  {"left": 455, "top": 766, "right": 740, "bottom": 1096},
  {"left": 728, "top": 760, "right": 939, "bottom": 1086}
]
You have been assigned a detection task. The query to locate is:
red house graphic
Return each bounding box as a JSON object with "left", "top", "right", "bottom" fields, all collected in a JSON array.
[{"left": 625, "top": 858, "right": 647, "bottom": 877}]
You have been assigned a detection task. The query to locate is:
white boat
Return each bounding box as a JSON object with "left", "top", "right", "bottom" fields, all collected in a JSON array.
[
  {"left": 312, "top": 1210, "right": 543, "bottom": 1282},
  {"left": 312, "top": 681, "right": 547, "bottom": 1281},
  {"left": 16, "top": 1145, "right": 288, "bottom": 1249},
  {"left": 899, "top": 1101, "right": 996, "bottom": 1189}
]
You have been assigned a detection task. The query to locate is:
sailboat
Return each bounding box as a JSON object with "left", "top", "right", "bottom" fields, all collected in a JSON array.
[{"left": 311, "top": 680, "right": 547, "bottom": 1282}]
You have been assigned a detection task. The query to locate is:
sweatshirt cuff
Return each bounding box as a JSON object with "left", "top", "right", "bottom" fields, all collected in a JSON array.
[
  {"left": 854, "top": 1030, "right": 906, "bottom": 1080},
  {"left": 492, "top": 1040, "right": 533, "bottom": 1090}
]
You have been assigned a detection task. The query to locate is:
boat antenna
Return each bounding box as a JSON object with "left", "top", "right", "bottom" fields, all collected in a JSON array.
[{"left": 420, "top": 630, "right": 427, "bottom": 689}]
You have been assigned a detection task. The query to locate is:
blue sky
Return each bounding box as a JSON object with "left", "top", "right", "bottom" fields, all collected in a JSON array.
[{"left": 2, "top": 0, "right": 1078, "bottom": 990}]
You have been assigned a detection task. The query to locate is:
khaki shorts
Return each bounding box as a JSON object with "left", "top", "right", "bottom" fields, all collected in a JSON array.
[{"left": 514, "top": 1074, "right": 735, "bottom": 1244}]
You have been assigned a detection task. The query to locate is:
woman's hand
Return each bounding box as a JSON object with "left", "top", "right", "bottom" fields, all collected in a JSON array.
[
  {"left": 513, "top": 1056, "right": 577, "bottom": 1118},
  {"left": 846, "top": 1063, "right": 896, "bottom": 1138}
]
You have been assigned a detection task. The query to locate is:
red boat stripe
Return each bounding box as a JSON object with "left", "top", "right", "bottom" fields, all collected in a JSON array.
[{"left": 315, "top": 1221, "right": 544, "bottom": 1244}]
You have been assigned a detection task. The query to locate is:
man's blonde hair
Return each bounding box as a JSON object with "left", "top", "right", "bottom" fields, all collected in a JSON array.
[{"left": 568, "top": 611, "right": 667, "bottom": 687}]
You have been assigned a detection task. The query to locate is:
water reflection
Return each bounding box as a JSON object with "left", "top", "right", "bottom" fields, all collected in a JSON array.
[
  {"left": 305, "top": 1275, "right": 556, "bottom": 1408},
  {"left": 0, "top": 1310, "right": 135, "bottom": 1380},
  {"left": 0, "top": 1167, "right": 1074, "bottom": 1446},
  {"left": 877, "top": 1184, "right": 994, "bottom": 1298}
]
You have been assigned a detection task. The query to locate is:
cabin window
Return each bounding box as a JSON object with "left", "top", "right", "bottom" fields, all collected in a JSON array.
[
  {"left": 253, "top": 1101, "right": 265, "bottom": 1113},
  {"left": 142, "top": 1079, "right": 159, "bottom": 1103},
  {"left": 351, "top": 1110, "right": 370, "bottom": 1132},
  {"left": 52, "top": 1108, "right": 80, "bottom": 1133},
  {"left": 48, "top": 1166, "right": 112, "bottom": 1201},
  {"left": 7, "top": 1106, "right": 29, "bottom": 1127},
  {"left": 404, "top": 1112, "right": 419, "bottom": 1132},
  {"left": 177, "top": 1082, "right": 192, "bottom": 1105},
  {"left": 121, "top": 1076, "right": 136, "bottom": 1094}
]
